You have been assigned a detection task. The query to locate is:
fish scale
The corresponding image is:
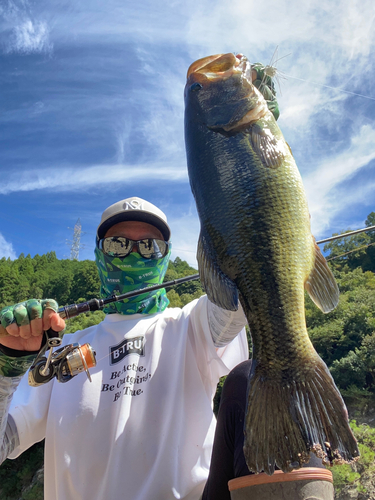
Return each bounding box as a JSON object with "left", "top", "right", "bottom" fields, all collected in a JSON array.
[{"left": 184, "top": 52, "right": 359, "bottom": 474}]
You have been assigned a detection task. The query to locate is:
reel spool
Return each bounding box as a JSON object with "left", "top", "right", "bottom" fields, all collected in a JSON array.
[
  {"left": 28, "top": 337, "right": 96, "bottom": 387},
  {"left": 56, "top": 343, "right": 96, "bottom": 383}
]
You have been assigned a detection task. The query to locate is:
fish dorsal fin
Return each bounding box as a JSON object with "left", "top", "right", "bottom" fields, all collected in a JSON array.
[
  {"left": 197, "top": 232, "right": 239, "bottom": 311},
  {"left": 249, "top": 120, "right": 288, "bottom": 169},
  {"left": 304, "top": 242, "right": 339, "bottom": 313}
]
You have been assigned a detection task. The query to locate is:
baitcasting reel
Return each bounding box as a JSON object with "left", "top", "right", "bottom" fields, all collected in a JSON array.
[{"left": 28, "top": 329, "right": 96, "bottom": 387}]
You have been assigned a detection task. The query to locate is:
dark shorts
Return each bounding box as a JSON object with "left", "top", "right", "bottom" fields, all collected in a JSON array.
[{"left": 202, "top": 360, "right": 326, "bottom": 500}]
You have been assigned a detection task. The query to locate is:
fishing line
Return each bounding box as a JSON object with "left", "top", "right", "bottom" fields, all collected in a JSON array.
[
  {"left": 326, "top": 241, "right": 375, "bottom": 262},
  {"left": 259, "top": 45, "right": 375, "bottom": 102},
  {"left": 283, "top": 74, "right": 375, "bottom": 102},
  {"left": 28, "top": 223, "right": 374, "bottom": 369},
  {"left": 95, "top": 353, "right": 112, "bottom": 364}
]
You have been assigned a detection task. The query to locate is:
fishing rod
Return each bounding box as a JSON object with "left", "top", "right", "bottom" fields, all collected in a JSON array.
[
  {"left": 3, "top": 224, "right": 375, "bottom": 331},
  {"left": 8, "top": 224, "right": 375, "bottom": 388},
  {"left": 316, "top": 224, "right": 375, "bottom": 244},
  {"left": 33, "top": 223, "right": 375, "bottom": 323},
  {"left": 56, "top": 224, "right": 375, "bottom": 322},
  {"left": 58, "top": 273, "right": 200, "bottom": 320}
]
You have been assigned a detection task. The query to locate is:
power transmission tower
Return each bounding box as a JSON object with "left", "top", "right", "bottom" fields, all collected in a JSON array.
[{"left": 67, "top": 218, "right": 83, "bottom": 260}]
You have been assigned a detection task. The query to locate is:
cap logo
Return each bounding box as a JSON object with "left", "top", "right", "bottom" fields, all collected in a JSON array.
[{"left": 122, "top": 200, "right": 144, "bottom": 211}]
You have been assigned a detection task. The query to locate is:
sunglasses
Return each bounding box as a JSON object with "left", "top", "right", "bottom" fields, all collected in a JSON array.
[{"left": 99, "top": 237, "right": 169, "bottom": 260}]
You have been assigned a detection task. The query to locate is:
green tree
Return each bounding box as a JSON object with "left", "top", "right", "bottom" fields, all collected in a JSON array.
[
  {"left": 0, "top": 266, "right": 20, "bottom": 308},
  {"left": 70, "top": 261, "right": 101, "bottom": 302},
  {"left": 331, "top": 333, "right": 375, "bottom": 392},
  {"left": 306, "top": 268, "right": 375, "bottom": 366},
  {"left": 166, "top": 289, "right": 183, "bottom": 308},
  {"left": 324, "top": 214, "right": 375, "bottom": 273}
]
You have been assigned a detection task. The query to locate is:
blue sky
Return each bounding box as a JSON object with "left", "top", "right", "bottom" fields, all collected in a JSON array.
[{"left": 0, "top": 0, "right": 374, "bottom": 267}]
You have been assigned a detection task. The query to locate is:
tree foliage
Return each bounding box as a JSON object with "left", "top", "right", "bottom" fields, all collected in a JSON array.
[
  {"left": 0, "top": 252, "right": 101, "bottom": 310},
  {"left": 306, "top": 225, "right": 375, "bottom": 397},
  {"left": 331, "top": 421, "right": 375, "bottom": 496},
  {"left": 323, "top": 212, "right": 375, "bottom": 273},
  {"left": 1, "top": 212, "right": 375, "bottom": 497}
]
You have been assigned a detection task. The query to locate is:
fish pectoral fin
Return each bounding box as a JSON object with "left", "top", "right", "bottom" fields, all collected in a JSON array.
[
  {"left": 197, "top": 233, "right": 239, "bottom": 311},
  {"left": 249, "top": 122, "right": 287, "bottom": 168},
  {"left": 304, "top": 242, "right": 339, "bottom": 313}
]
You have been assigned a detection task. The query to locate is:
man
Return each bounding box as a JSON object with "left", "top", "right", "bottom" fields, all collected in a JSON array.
[{"left": 0, "top": 197, "right": 248, "bottom": 500}]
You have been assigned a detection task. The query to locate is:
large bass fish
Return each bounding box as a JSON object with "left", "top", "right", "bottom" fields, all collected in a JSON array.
[{"left": 184, "top": 53, "right": 359, "bottom": 475}]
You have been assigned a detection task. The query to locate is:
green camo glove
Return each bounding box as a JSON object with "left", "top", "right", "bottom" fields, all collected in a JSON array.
[
  {"left": 251, "top": 62, "right": 280, "bottom": 121},
  {"left": 0, "top": 299, "right": 59, "bottom": 329},
  {"left": 0, "top": 299, "right": 59, "bottom": 377}
]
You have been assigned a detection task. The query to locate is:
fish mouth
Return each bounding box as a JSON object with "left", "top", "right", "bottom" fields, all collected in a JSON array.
[
  {"left": 235, "top": 54, "right": 254, "bottom": 84},
  {"left": 186, "top": 53, "right": 253, "bottom": 83},
  {"left": 186, "top": 53, "right": 268, "bottom": 131}
]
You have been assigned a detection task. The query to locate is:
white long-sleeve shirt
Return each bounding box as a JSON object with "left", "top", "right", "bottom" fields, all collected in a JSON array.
[{"left": 1, "top": 296, "right": 248, "bottom": 500}]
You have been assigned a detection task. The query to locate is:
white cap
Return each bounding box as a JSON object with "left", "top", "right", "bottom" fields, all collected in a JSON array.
[{"left": 96, "top": 197, "right": 171, "bottom": 241}]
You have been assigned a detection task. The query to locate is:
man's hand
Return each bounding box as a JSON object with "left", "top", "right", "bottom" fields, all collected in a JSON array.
[{"left": 0, "top": 299, "right": 66, "bottom": 352}]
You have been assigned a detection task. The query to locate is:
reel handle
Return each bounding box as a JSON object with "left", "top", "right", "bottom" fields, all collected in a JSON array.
[
  {"left": 44, "top": 328, "right": 63, "bottom": 347},
  {"left": 27, "top": 329, "right": 63, "bottom": 385}
]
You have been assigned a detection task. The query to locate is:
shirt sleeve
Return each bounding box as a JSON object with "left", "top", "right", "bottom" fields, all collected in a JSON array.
[
  {"left": 207, "top": 300, "right": 248, "bottom": 347},
  {"left": 0, "top": 350, "right": 39, "bottom": 463},
  {"left": 0, "top": 375, "right": 23, "bottom": 464},
  {"left": 7, "top": 370, "right": 53, "bottom": 459},
  {"left": 184, "top": 295, "right": 249, "bottom": 385}
]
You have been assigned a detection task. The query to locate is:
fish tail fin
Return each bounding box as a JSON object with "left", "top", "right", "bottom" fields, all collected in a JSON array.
[{"left": 243, "top": 357, "right": 359, "bottom": 475}]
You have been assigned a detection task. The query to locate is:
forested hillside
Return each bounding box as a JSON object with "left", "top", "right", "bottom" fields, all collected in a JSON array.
[{"left": 0, "top": 213, "right": 374, "bottom": 499}]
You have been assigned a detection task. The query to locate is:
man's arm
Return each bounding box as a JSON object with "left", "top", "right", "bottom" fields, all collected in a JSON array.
[
  {"left": 0, "top": 348, "right": 42, "bottom": 463},
  {"left": 0, "top": 374, "right": 24, "bottom": 463},
  {"left": 0, "top": 299, "right": 65, "bottom": 463}
]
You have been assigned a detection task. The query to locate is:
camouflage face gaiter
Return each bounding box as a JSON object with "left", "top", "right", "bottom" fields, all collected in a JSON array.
[{"left": 94, "top": 247, "right": 170, "bottom": 315}]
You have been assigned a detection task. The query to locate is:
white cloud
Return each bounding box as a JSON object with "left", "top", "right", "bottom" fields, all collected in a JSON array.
[
  {"left": 304, "top": 124, "right": 375, "bottom": 235},
  {"left": 132, "top": 50, "right": 186, "bottom": 160},
  {"left": 7, "top": 18, "right": 52, "bottom": 54},
  {"left": 0, "top": 162, "right": 188, "bottom": 195},
  {"left": 0, "top": 233, "right": 17, "bottom": 259},
  {"left": 184, "top": 0, "right": 375, "bottom": 133},
  {"left": 0, "top": 0, "right": 25, "bottom": 23},
  {"left": 185, "top": 0, "right": 375, "bottom": 59},
  {"left": 114, "top": 119, "right": 132, "bottom": 164},
  {"left": 320, "top": 0, "right": 375, "bottom": 59}
]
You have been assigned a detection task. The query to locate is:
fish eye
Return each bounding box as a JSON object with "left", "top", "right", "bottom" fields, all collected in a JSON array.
[{"left": 190, "top": 82, "right": 203, "bottom": 92}]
